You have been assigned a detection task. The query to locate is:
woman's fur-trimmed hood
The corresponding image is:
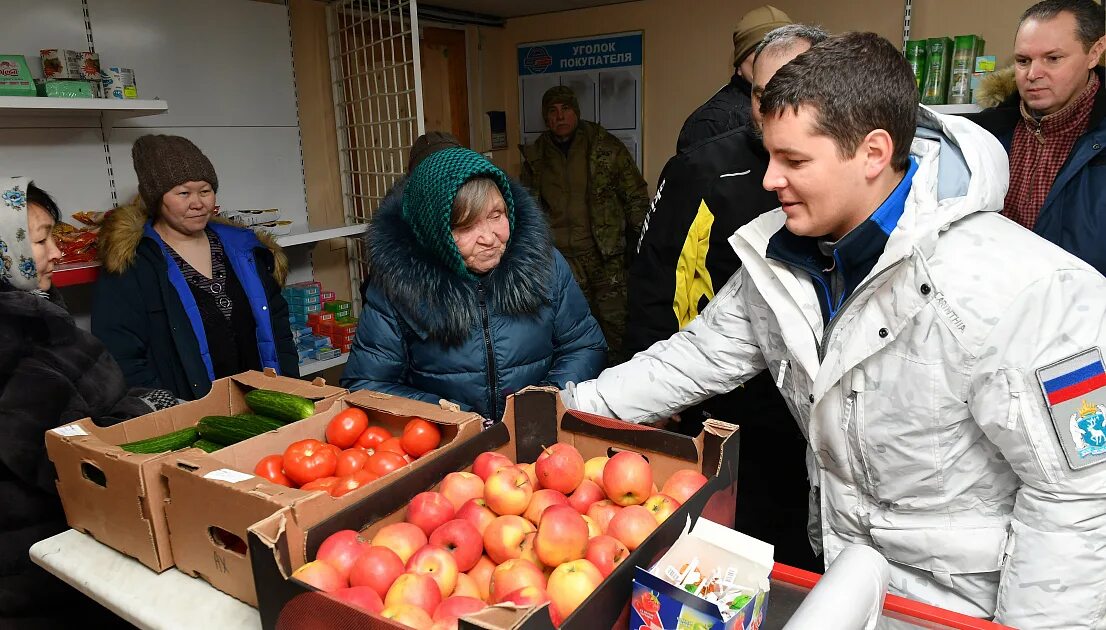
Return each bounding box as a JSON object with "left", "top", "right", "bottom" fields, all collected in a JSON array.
[
  {"left": 974, "top": 66, "right": 1017, "bottom": 109},
  {"left": 368, "top": 178, "right": 554, "bottom": 347},
  {"left": 97, "top": 196, "right": 288, "bottom": 284}
]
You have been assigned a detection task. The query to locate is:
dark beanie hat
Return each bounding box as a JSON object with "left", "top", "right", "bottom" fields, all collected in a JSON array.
[
  {"left": 408, "top": 131, "right": 463, "bottom": 173},
  {"left": 131, "top": 135, "right": 219, "bottom": 215},
  {"left": 541, "top": 85, "right": 580, "bottom": 118},
  {"left": 402, "top": 147, "right": 515, "bottom": 279}
]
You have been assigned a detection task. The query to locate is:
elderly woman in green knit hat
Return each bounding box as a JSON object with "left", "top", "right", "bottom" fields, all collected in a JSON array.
[{"left": 342, "top": 147, "right": 607, "bottom": 422}]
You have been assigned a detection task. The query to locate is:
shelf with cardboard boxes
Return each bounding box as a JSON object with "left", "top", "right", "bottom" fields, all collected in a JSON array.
[{"left": 285, "top": 280, "right": 358, "bottom": 376}]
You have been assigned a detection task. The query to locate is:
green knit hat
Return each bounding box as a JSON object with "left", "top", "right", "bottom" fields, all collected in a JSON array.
[{"left": 402, "top": 147, "right": 515, "bottom": 278}]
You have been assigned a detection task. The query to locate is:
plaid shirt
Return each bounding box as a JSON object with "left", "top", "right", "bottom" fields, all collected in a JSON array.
[{"left": 1003, "top": 72, "right": 1100, "bottom": 229}]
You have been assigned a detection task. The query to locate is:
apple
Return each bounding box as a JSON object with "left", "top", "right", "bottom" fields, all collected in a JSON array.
[
  {"left": 534, "top": 504, "right": 589, "bottom": 567},
  {"left": 483, "top": 515, "right": 536, "bottom": 565},
  {"left": 380, "top": 603, "right": 433, "bottom": 629},
  {"left": 439, "top": 472, "right": 485, "bottom": 512},
  {"left": 524, "top": 488, "right": 570, "bottom": 524},
  {"left": 484, "top": 466, "right": 534, "bottom": 516},
  {"left": 330, "top": 585, "right": 384, "bottom": 614},
  {"left": 518, "top": 531, "right": 543, "bottom": 569},
  {"left": 583, "top": 456, "right": 609, "bottom": 489},
  {"left": 490, "top": 558, "right": 547, "bottom": 603},
  {"left": 472, "top": 451, "right": 513, "bottom": 482},
  {"left": 372, "top": 522, "right": 428, "bottom": 564},
  {"left": 586, "top": 500, "right": 622, "bottom": 534},
  {"left": 548, "top": 601, "right": 565, "bottom": 627},
  {"left": 432, "top": 595, "right": 487, "bottom": 630},
  {"left": 385, "top": 572, "right": 443, "bottom": 616},
  {"left": 518, "top": 462, "right": 540, "bottom": 489},
  {"left": 456, "top": 498, "right": 497, "bottom": 537},
  {"left": 429, "top": 519, "right": 484, "bottom": 572},
  {"left": 292, "top": 560, "right": 344, "bottom": 593},
  {"left": 407, "top": 545, "right": 460, "bottom": 599},
  {"left": 498, "top": 585, "right": 550, "bottom": 607},
  {"left": 642, "top": 493, "right": 682, "bottom": 524},
  {"left": 466, "top": 555, "right": 496, "bottom": 602},
  {"left": 566, "top": 479, "right": 605, "bottom": 515},
  {"left": 535, "top": 443, "right": 585, "bottom": 494},
  {"left": 452, "top": 572, "right": 482, "bottom": 599},
  {"left": 607, "top": 505, "right": 658, "bottom": 551},
  {"left": 408, "top": 491, "right": 457, "bottom": 537},
  {"left": 316, "top": 529, "right": 367, "bottom": 584},
  {"left": 547, "top": 559, "right": 603, "bottom": 618},
  {"left": 349, "top": 545, "right": 406, "bottom": 599},
  {"left": 580, "top": 514, "right": 601, "bottom": 538},
  {"left": 603, "top": 452, "right": 653, "bottom": 506},
  {"left": 662, "top": 469, "right": 709, "bottom": 504},
  {"left": 585, "top": 535, "right": 629, "bottom": 578}
]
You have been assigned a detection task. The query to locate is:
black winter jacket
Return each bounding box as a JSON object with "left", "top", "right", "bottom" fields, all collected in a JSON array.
[{"left": 675, "top": 73, "right": 753, "bottom": 154}]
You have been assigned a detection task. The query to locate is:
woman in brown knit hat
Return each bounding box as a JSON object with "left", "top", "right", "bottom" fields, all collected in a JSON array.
[{"left": 92, "top": 135, "right": 298, "bottom": 400}]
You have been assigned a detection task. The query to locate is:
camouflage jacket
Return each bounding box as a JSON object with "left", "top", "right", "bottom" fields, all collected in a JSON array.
[{"left": 520, "top": 120, "right": 649, "bottom": 260}]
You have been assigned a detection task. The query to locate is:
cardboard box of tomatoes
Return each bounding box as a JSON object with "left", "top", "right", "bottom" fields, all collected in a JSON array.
[
  {"left": 45, "top": 369, "right": 344, "bottom": 572},
  {"left": 160, "top": 389, "right": 483, "bottom": 605},
  {"left": 247, "top": 386, "right": 739, "bottom": 629}
]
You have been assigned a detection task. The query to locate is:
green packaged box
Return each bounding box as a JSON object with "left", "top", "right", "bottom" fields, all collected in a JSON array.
[
  {"left": 0, "top": 55, "right": 36, "bottom": 97},
  {"left": 904, "top": 40, "right": 927, "bottom": 97},
  {"left": 43, "top": 79, "right": 94, "bottom": 98},
  {"left": 922, "top": 38, "right": 953, "bottom": 105},
  {"left": 948, "top": 35, "right": 983, "bottom": 105}
]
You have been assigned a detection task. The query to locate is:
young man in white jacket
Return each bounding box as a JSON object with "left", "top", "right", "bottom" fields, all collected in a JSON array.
[{"left": 564, "top": 32, "right": 1106, "bottom": 628}]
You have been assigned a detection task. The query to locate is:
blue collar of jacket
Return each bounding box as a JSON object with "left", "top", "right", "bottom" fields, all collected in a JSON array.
[
  {"left": 766, "top": 156, "right": 918, "bottom": 322},
  {"left": 142, "top": 221, "right": 282, "bottom": 381}
]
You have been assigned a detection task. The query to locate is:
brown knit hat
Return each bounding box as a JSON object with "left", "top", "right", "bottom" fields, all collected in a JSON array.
[
  {"left": 408, "top": 131, "right": 463, "bottom": 173},
  {"left": 131, "top": 135, "right": 218, "bottom": 216},
  {"left": 733, "top": 5, "right": 793, "bottom": 68},
  {"left": 542, "top": 85, "right": 580, "bottom": 118}
]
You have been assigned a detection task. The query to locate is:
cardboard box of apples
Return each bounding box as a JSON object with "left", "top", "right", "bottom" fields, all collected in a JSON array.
[{"left": 249, "top": 387, "right": 740, "bottom": 630}]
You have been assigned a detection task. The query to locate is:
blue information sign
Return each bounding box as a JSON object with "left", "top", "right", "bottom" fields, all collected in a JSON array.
[{"left": 518, "top": 33, "right": 643, "bottom": 76}]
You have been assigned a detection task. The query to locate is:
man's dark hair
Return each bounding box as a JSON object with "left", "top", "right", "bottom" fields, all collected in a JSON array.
[
  {"left": 1021, "top": 0, "right": 1105, "bottom": 52},
  {"left": 26, "top": 182, "right": 60, "bottom": 222},
  {"left": 760, "top": 32, "right": 917, "bottom": 172}
]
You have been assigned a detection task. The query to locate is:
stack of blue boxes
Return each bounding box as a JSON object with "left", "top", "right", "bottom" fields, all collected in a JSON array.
[{"left": 283, "top": 281, "right": 341, "bottom": 365}]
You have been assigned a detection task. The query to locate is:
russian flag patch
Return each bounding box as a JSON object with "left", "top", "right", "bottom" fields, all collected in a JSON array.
[{"left": 1037, "top": 348, "right": 1106, "bottom": 470}]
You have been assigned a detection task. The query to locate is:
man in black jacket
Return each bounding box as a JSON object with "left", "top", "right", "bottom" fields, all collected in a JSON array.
[
  {"left": 626, "top": 25, "right": 827, "bottom": 572},
  {"left": 675, "top": 5, "right": 791, "bottom": 153}
]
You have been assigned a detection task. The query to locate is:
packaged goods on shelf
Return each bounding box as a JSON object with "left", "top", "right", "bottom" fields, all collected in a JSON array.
[
  {"left": 975, "top": 55, "right": 996, "bottom": 73},
  {"left": 921, "top": 37, "right": 953, "bottom": 105},
  {"left": 40, "top": 48, "right": 82, "bottom": 79},
  {"left": 320, "top": 290, "right": 335, "bottom": 303},
  {"left": 39, "top": 78, "right": 95, "bottom": 98},
  {"left": 315, "top": 346, "right": 341, "bottom": 361},
  {"left": 323, "top": 299, "right": 351, "bottom": 317},
  {"left": 904, "top": 40, "right": 927, "bottom": 96},
  {"left": 0, "top": 55, "right": 36, "bottom": 97},
  {"left": 288, "top": 302, "right": 322, "bottom": 317},
  {"left": 948, "top": 35, "right": 984, "bottom": 105},
  {"left": 102, "top": 66, "right": 137, "bottom": 99},
  {"left": 286, "top": 281, "right": 321, "bottom": 296}
]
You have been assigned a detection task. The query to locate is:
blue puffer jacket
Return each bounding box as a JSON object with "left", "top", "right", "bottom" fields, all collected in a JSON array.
[
  {"left": 340, "top": 180, "right": 607, "bottom": 421},
  {"left": 970, "top": 67, "right": 1106, "bottom": 276}
]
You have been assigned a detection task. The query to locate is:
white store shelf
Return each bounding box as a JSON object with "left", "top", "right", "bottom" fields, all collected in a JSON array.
[
  {"left": 298, "top": 352, "right": 349, "bottom": 376},
  {"left": 274, "top": 223, "right": 367, "bottom": 247},
  {"left": 0, "top": 96, "right": 169, "bottom": 134}
]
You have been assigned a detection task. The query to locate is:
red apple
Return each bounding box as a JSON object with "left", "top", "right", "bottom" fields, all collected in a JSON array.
[
  {"left": 456, "top": 498, "right": 498, "bottom": 537},
  {"left": 452, "top": 572, "right": 482, "bottom": 599},
  {"left": 330, "top": 585, "right": 384, "bottom": 614},
  {"left": 472, "top": 451, "right": 513, "bottom": 482},
  {"left": 439, "top": 472, "right": 485, "bottom": 512},
  {"left": 585, "top": 535, "right": 629, "bottom": 578},
  {"left": 408, "top": 491, "right": 457, "bottom": 537},
  {"left": 380, "top": 603, "right": 434, "bottom": 629},
  {"left": 603, "top": 452, "right": 653, "bottom": 506},
  {"left": 584, "top": 456, "right": 609, "bottom": 489},
  {"left": 662, "top": 469, "right": 709, "bottom": 504},
  {"left": 385, "top": 572, "right": 443, "bottom": 616},
  {"left": 432, "top": 595, "right": 487, "bottom": 629},
  {"left": 483, "top": 515, "right": 535, "bottom": 565},
  {"left": 429, "top": 519, "right": 484, "bottom": 572},
  {"left": 371, "top": 522, "right": 428, "bottom": 564},
  {"left": 316, "top": 529, "right": 368, "bottom": 584},
  {"left": 490, "top": 558, "right": 547, "bottom": 604},
  {"left": 518, "top": 462, "right": 540, "bottom": 489},
  {"left": 586, "top": 499, "right": 622, "bottom": 534},
  {"left": 498, "top": 585, "right": 550, "bottom": 607},
  {"left": 518, "top": 531, "right": 544, "bottom": 569},
  {"left": 642, "top": 493, "right": 682, "bottom": 524},
  {"left": 534, "top": 504, "right": 589, "bottom": 567},
  {"left": 546, "top": 559, "right": 603, "bottom": 618},
  {"left": 581, "top": 514, "right": 602, "bottom": 538},
  {"left": 483, "top": 466, "right": 534, "bottom": 516},
  {"left": 566, "top": 479, "right": 605, "bottom": 515},
  {"left": 407, "top": 545, "right": 460, "bottom": 599},
  {"left": 535, "top": 443, "right": 585, "bottom": 494},
  {"left": 607, "top": 505, "right": 658, "bottom": 551},
  {"left": 466, "top": 555, "right": 496, "bottom": 602},
  {"left": 349, "top": 545, "right": 406, "bottom": 599},
  {"left": 524, "top": 488, "right": 570, "bottom": 525},
  {"left": 292, "top": 560, "right": 345, "bottom": 593}
]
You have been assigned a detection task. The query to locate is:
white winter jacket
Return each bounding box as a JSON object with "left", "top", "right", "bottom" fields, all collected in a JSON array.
[{"left": 569, "top": 108, "right": 1106, "bottom": 628}]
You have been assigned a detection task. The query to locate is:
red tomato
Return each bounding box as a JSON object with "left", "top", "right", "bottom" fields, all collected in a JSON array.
[
  {"left": 355, "top": 426, "right": 392, "bottom": 450},
  {"left": 254, "top": 454, "right": 292, "bottom": 487},
  {"left": 326, "top": 408, "right": 370, "bottom": 449},
  {"left": 283, "top": 439, "right": 339, "bottom": 486},
  {"left": 367, "top": 451, "right": 407, "bottom": 476},
  {"left": 335, "top": 448, "right": 370, "bottom": 477},
  {"left": 400, "top": 418, "right": 441, "bottom": 458},
  {"left": 300, "top": 476, "right": 340, "bottom": 493},
  {"left": 377, "top": 437, "right": 407, "bottom": 456},
  {"left": 330, "top": 468, "right": 381, "bottom": 498},
  {"left": 324, "top": 442, "right": 342, "bottom": 458}
]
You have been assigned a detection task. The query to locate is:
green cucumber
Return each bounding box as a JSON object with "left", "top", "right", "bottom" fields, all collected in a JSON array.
[
  {"left": 120, "top": 427, "right": 200, "bottom": 454},
  {"left": 244, "top": 389, "right": 316, "bottom": 423},
  {"left": 192, "top": 439, "right": 224, "bottom": 453},
  {"left": 197, "top": 415, "right": 284, "bottom": 446}
]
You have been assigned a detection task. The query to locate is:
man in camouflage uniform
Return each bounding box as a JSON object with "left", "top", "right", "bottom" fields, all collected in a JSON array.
[{"left": 520, "top": 86, "right": 649, "bottom": 364}]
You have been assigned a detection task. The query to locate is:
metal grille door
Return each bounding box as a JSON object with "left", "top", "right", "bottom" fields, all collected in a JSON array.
[{"left": 327, "top": 0, "right": 425, "bottom": 306}]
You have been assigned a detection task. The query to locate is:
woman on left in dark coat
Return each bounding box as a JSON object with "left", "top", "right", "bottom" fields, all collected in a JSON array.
[
  {"left": 0, "top": 176, "right": 174, "bottom": 627},
  {"left": 93, "top": 135, "right": 298, "bottom": 401}
]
